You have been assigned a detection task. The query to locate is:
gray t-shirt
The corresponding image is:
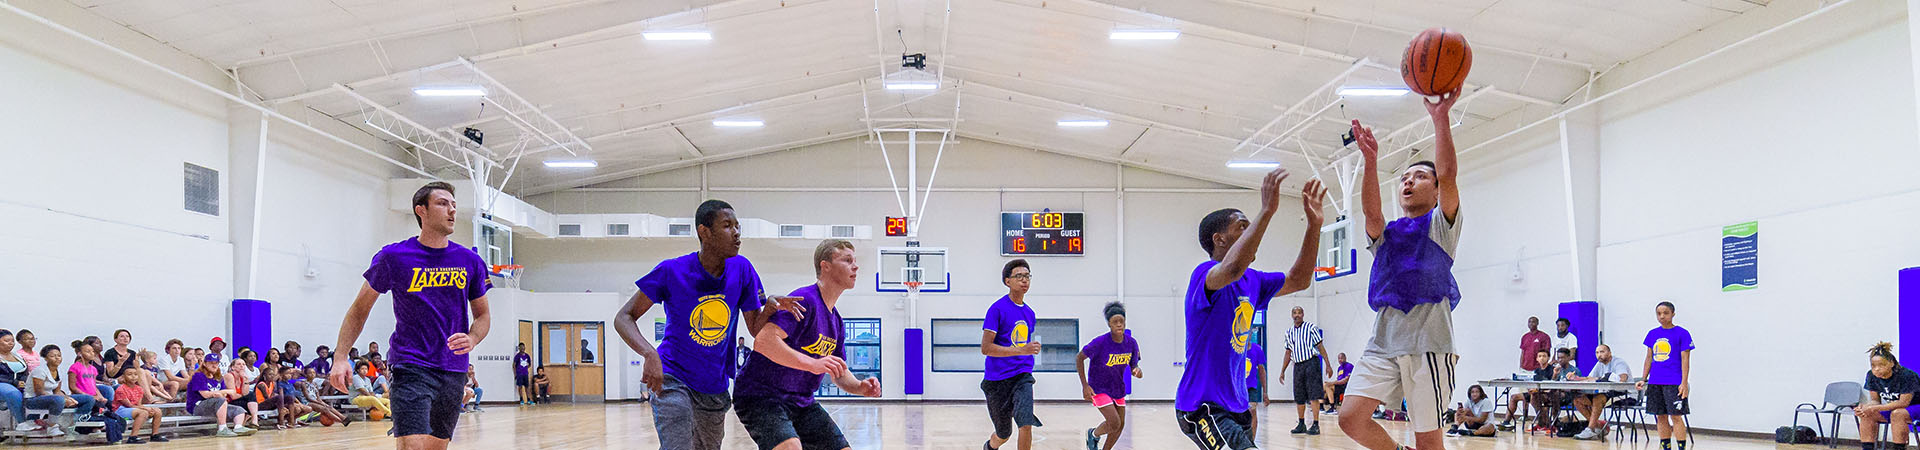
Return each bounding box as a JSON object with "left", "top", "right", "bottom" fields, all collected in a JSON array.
[
  {"left": 1365, "top": 208, "right": 1462, "bottom": 357},
  {"left": 1585, "top": 357, "right": 1633, "bottom": 393}
]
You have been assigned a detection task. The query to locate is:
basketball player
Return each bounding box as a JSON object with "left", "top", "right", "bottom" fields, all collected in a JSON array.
[
  {"left": 1176, "top": 169, "right": 1328, "bottom": 450},
  {"left": 733, "top": 239, "right": 880, "bottom": 450},
  {"left": 1639, "top": 301, "right": 1692, "bottom": 450},
  {"left": 981, "top": 259, "right": 1042, "bottom": 450},
  {"left": 612, "top": 199, "right": 804, "bottom": 450},
  {"left": 329, "top": 181, "right": 491, "bottom": 450},
  {"left": 1338, "top": 87, "right": 1465, "bottom": 450}
]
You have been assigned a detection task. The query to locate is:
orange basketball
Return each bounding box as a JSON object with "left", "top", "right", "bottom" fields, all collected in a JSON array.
[
  {"left": 1401, "top": 27, "right": 1473, "bottom": 96},
  {"left": 319, "top": 414, "right": 336, "bottom": 426},
  {"left": 369, "top": 410, "right": 386, "bottom": 421}
]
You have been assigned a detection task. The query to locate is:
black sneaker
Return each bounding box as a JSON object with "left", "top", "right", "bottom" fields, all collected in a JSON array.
[
  {"left": 124, "top": 436, "right": 145, "bottom": 444},
  {"left": 1290, "top": 422, "right": 1308, "bottom": 434},
  {"left": 148, "top": 435, "right": 170, "bottom": 443},
  {"left": 1308, "top": 422, "right": 1321, "bottom": 435}
]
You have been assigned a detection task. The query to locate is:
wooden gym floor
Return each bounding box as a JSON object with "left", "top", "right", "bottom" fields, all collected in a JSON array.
[{"left": 121, "top": 401, "right": 1771, "bottom": 449}]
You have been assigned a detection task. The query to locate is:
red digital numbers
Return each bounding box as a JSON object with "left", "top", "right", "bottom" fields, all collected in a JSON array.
[
  {"left": 885, "top": 217, "right": 908, "bottom": 237},
  {"left": 1068, "top": 237, "right": 1082, "bottom": 253},
  {"left": 1011, "top": 237, "right": 1026, "bottom": 253}
]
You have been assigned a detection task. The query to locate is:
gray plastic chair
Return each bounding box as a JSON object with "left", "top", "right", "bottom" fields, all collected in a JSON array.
[{"left": 1795, "top": 381, "right": 1863, "bottom": 448}]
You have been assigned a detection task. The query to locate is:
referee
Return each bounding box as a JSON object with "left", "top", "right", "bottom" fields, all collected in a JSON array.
[{"left": 1278, "top": 306, "right": 1332, "bottom": 435}]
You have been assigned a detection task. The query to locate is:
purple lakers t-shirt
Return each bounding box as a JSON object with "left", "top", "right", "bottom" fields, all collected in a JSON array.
[
  {"left": 1080, "top": 331, "right": 1139, "bottom": 398},
  {"left": 1175, "top": 260, "right": 1286, "bottom": 412},
  {"left": 363, "top": 237, "right": 490, "bottom": 373},
  {"left": 1643, "top": 325, "right": 1693, "bottom": 385},
  {"left": 634, "top": 252, "right": 766, "bottom": 395},
  {"left": 735, "top": 284, "right": 844, "bottom": 407},
  {"left": 984, "top": 296, "right": 1038, "bottom": 381}
]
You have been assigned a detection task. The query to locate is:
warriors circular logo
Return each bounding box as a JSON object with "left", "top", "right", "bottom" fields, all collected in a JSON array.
[
  {"left": 1652, "top": 338, "right": 1672, "bottom": 362},
  {"left": 1230, "top": 298, "right": 1253, "bottom": 354},
  {"left": 689, "top": 294, "right": 731, "bottom": 346},
  {"left": 1012, "top": 321, "right": 1031, "bottom": 346}
]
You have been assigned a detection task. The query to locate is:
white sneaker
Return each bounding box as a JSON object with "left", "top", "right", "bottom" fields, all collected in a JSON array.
[
  {"left": 233, "top": 426, "right": 257, "bottom": 436},
  {"left": 1573, "top": 427, "right": 1599, "bottom": 440},
  {"left": 13, "top": 421, "right": 38, "bottom": 432}
]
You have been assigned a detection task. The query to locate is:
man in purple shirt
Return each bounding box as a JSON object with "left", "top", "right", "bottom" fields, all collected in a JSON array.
[
  {"left": 612, "top": 199, "right": 803, "bottom": 450},
  {"left": 734, "top": 239, "right": 880, "bottom": 450},
  {"left": 1175, "top": 169, "right": 1325, "bottom": 450},
  {"left": 512, "top": 343, "right": 532, "bottom": 405},
  {"left": 981, "top": 259, "right": 1043, "bottom": 450},
  {"left": 329, "top": 181, "right": 493, "bottom": 450}
]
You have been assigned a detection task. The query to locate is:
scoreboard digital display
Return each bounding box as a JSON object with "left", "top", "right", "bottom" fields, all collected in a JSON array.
[{"left": 1001, "top": 212, "right": 1084, "bottom": 256}]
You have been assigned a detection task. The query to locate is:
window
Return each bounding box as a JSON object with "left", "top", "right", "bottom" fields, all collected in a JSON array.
[
  {"left": 817, "top": 318, "right": 882, "bottom": 398},
  {"left": 931, "top": 318, "right": 1078, "bottom": 373},
  {"left": 183, "top": 163, "right": 219, "bottom": 216},
  {"left": 831, "top": 225, "right": 855, "bottom": 238},
  {"left": 558, "top": 224, "right": 582, "bottom": 236},
  {"left": 779, "top": 224, "right": 804, "bottom": 238},
  {"left": 607, "top": 223, "right": 631, "bottom": 236},
  {"left": 668, "top": 223, "right": 693, "bottom": 237}
]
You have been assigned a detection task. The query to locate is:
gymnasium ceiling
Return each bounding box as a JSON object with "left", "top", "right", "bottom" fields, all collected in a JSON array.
[{"left": 68, "top": 0, "right": 1789, "bottom": 194}]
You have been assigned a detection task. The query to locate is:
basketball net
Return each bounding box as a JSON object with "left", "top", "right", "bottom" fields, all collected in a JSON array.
[{"left": 903, "top": 281, "right": 923, "bottom": 293}]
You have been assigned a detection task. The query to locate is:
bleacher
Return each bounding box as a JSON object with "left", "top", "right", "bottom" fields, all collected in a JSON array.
[{"left": 0, "top": 392, "right": 368, "bottom": 445}]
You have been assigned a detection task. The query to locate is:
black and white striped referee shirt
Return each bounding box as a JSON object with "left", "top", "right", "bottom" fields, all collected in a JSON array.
[{"left": 1284, "top": 322, "right": 1324, "bottom": 364}]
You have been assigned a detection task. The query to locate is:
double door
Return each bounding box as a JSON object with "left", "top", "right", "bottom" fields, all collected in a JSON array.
[{"left": 540, "top": 322, "right": 605, "bottom": 402}]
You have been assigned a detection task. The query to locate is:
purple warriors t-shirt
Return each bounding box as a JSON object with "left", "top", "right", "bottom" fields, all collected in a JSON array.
[
  {"left": 1080, "top": 331, "right": 1139, "bottom": 398},
  {"left": 633, "top": 252, "right": 766, "bottom": 395},
  {"left": 363, "top": 237, "right": 491, "bottom": 373},
  {"left": 1175, "top": 260, "right": 1286, "bottom": 412},
  {"left": 514, "top": 353, "right": 532, "bottom": 377},
  {"left": 1643, "top": 325, "right": 1693, "bottom": 385},
  {"left": 983, "top": 296, "right": 1038, "bottom": 381},
  {"left": 735, "top": 284, "right": 844, "bottom": 407}
]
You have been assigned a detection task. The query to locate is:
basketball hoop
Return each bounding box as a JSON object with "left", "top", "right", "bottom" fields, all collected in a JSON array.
[
  {"left": 903, "top": 281, "right": 923, "bottom": 292},
  {"left": 1315, "top": 266, "right": 1338, "bottom": 277}
]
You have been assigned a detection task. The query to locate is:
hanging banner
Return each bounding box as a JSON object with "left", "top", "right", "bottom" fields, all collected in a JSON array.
[{"left": 1721, "top": 221, "right": 1759, "bottom": 292}]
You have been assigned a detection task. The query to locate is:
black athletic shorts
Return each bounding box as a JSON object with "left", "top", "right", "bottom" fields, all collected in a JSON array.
[
  {"left": 735, "top": 396, "right": 849, "bottom": 450},
  {"left": 390, "top": 364, "right": 466, "bottom": 440},
  {"left": 1293, "top": 357, "right": 1326, "bottom": 402},
  {"left": 515, "top": 373, "right": 529, "bottom": 387},
  {"left": 981, "top": 372, "right": 1041, "bottom": 439},
  {"left": 1177, "top": 403, "right": 1256, "bottom": 450},
  {"left": 1644, "top": 384, "right": 1689, "bottom": 416}
]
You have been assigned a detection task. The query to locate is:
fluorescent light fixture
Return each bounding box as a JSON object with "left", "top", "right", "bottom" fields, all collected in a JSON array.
[
  {"left": 1057, "top": 119, "right": 1110, "bottom": 128},
  {"left": 643, "top": 31, "right": 712, "bottom": 41},
  {"left": 884, "top": 81, "right": 939, "bottom": 91},
  {"left": 413, "top": 87, "right": 486, "bottom": 97},
  {"left": 1337, "top": 87, "right": 1411, "bottom": 97},
  {"left": 1226, "top": 160, "right": 1282, "bottom": 169},
  {"left": 1110, "top": 30, "right": 1180, "bottom": 40},
  {"left": 543, "top": 160, "right": 599, "bottom": 168},
  {"left": 712, "top": 120, "right": 764, "bottom": 127}
]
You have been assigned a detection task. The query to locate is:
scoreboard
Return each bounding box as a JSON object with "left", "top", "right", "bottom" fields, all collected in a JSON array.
[{"left": 1001, "top": 212, "right": 1084, "bottom": 256}]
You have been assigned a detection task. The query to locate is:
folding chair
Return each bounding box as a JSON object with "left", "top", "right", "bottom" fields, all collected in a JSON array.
[{"left": 1793, "top": 381, "right": 1862, "bottom": 448}]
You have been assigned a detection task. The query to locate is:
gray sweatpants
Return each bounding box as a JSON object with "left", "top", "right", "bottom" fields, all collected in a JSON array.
[{"left": 651, "top": 374, "right": 732, "bottom": 450}]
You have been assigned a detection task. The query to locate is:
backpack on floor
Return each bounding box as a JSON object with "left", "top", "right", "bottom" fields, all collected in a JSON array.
[
  {"left": 1556, "top": 421, "right": 1584, "bottom": 437},
  {"left": 1775, "top": 425, "right": 1819, "bottom": 444}
]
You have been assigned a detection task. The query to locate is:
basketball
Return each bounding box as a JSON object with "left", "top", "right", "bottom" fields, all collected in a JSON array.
[
  {"left": 320, "top": 414, "right": 336, "bottom": 426},
  {"left": 1401, "top": 27, "right": 1473, "bottom": 96},
  {"left": 369, "top": 410, "right": 385, "bottom": 421}
]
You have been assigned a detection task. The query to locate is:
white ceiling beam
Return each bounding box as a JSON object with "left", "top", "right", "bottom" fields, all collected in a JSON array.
[
  {"left": 242, "top": 0, "right": 832, "bottom": 101},
  {"left": 670, "top": 127, "right": 705, "bottom": 158},
  {"left": 519, "top": 130, "right": 868, "bottom": 195},
  {"left": 455, "top": 58, "right": 592, "bottom": 155},
  {"left": 958, "top": 132, "right": 1264, "bottom": 192},
  {"left": 959, "top": 81, "right": 1342, "bottom": 158},
  {"left": 1208, "top": 0, "right": 1595, "bottom": 70},
  {"left": 1234, "top": 59, "right": 1369, "bottom": 154}
]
